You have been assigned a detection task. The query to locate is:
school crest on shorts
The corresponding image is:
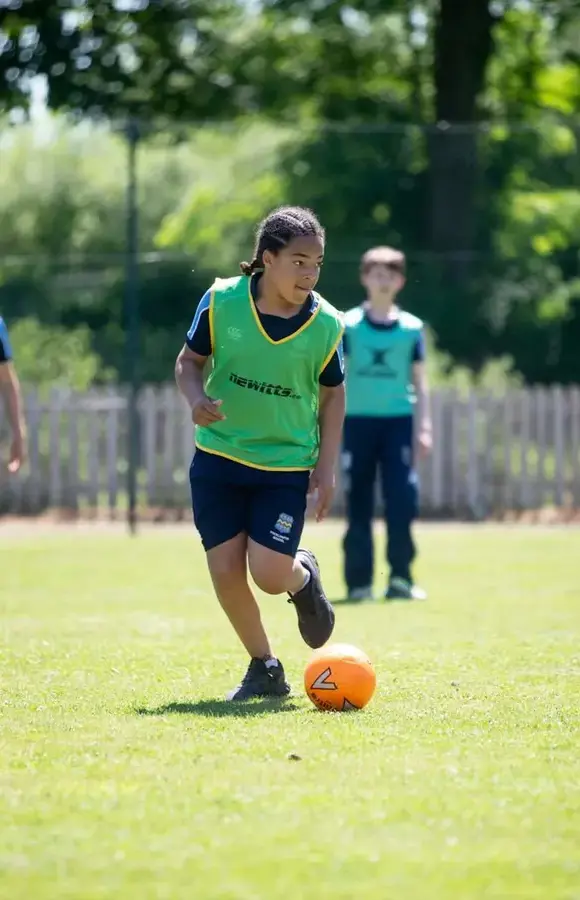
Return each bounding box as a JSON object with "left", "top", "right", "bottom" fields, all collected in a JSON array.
[{"left": 274, "top": 513, "right": 294, "bottom": 535}]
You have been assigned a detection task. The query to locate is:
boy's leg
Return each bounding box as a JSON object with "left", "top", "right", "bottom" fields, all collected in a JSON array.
[
  {"left": 206, "top": 535, "right": 290, "bottom": 700},
  {"left": 342, "top": 417, "right": 379, "bottom": 596},
  {"left": 206, "top": 533, "right": 272, "bottom": 660},
  {"left": 247, "top": 481, "right": 335, "bottom": 648},
  {"left": 190, "top": 457, "right": 290, "bottom": 699},
  {"left": 379, "top": 416, "right": 419, "bottom": 591}
]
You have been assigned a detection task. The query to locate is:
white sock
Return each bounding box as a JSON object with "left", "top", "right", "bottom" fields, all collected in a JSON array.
[
  {"left": 264, "top": 657, "right": 279, "bottom": 669},
  {"left": 290, "top": 570, "right": 310, "bottom": 595}
]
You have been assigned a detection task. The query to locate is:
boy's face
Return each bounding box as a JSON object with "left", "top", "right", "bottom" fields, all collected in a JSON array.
[
  {"left": 263, "top": 235, "right": 325, "bottom": 306},
  {"left": 361, "top": 263, "right": 405, "bottom": 298}
]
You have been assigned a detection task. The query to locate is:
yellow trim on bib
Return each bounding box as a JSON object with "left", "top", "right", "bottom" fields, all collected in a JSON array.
[
  {"left": 248, "top": 278, "right": 322, "bottom": 346},
  {"left": 195, "top": 441, "right": 312, "bottom": 472},
  {"left": 319, "top": 324, "right": 345, "bottom": 376}
]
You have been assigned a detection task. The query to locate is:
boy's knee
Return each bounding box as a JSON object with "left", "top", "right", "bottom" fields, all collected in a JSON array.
[
  {"left": 247, "top": 540, "right": 295, "bottom": 595},
  {"left": 213, "top": 567, "right": 244, "bottom": 594},
  {"left": 207, "top": 538, "right": 246, "bottom": 585},
  {"left": 251, "top": 566, "right": 289, "bottom": 596},
  {"left": 248, "top": 555, "right": 292, "bottom": 595}
]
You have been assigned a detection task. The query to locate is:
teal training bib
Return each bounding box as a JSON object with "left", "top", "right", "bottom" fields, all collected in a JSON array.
[{"left": 344, "top": 306, "right": 423, "bottom": 417}]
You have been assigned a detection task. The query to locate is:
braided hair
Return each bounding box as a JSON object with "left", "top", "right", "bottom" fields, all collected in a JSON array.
[{"left": 240, "top": 206, "right": 325, "bottom": 276}]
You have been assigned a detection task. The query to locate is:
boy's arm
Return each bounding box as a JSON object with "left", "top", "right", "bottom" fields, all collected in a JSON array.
[
  {"left": 175, "top": 345, "right": 225, "bottom": 425},
  {"left": 0, "top": 361, "right": 26, "bottom": 472},
  {"left": 412, "top": 361, "right": 433, "bottom": 456},
  {"left": 310, "top": 382, "right": 346, "bottom": 521},
  {"left": 175, "top": 345, "right": 207, "bottom": 409},
  {"left": 176, "top": 290, "right": 225, "bottom": 425},
  {"left": 317, "top": 336, "right": 346, "bottom": 472},
  {"left": 318, "top": 383, "right": 346, "bottom": 470}
]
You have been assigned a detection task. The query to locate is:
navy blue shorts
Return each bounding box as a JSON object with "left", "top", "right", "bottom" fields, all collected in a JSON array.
[{"left": 190, "top": 450, "right": 310, "bottom": 557}]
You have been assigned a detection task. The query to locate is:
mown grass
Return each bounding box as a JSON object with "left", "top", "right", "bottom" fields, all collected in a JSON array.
[{"left": 1, "top": 523, "right": 579, "bottom": 899}]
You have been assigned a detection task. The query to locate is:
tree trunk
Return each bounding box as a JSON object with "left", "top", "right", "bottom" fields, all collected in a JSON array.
[{"left": 428, "top": 0, "right": 496, "bottom": 279}]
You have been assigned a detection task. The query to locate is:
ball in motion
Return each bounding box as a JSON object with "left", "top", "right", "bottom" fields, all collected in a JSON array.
[{"left": 304, "top": 643, "right": 376, "bottom": 712}]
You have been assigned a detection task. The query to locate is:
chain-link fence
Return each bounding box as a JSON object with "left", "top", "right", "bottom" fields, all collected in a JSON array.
[
  {"left": 1, "top": 119, "right": 579, "bottom": 521},
  {"left": 2, "top": 118, "right": 579, "bottom": 379}
]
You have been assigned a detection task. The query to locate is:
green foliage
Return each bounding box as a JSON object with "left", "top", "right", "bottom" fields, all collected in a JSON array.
[
  {"left": 157, "top": 122, "right": 289, "bottom": 274},
  {"left": 506, "top": 188, "right": 580, "bottom": 257},
  {"left": 0, "top": 1, "right": 246, "bottom": 120},
  {"left": 9, "top": 317, "right": 107, "bottom": 391},
  {"left": 0, "top": 122, "right": 215, "bottom": 383},
  {"left": 0, "top": 121, "right": 204, "bottom": 262},
  {"left": 1, "top": 2, "right": 580, "bottom": 384},
  {"left": 424, "top": 330, "right": 522, "bottom": 392}
]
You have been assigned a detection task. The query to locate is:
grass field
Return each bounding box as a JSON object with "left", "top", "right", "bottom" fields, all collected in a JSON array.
[{"left": 1, "top": 522, "right": 579, "bottom": 900}]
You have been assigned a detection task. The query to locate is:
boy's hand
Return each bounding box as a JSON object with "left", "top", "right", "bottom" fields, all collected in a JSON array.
[
  {"left": 8, "top": 432, "right": 25, "bottom": 473},
  {"left": 308, "top": 461, "right": 336, "bottom": 522},
  {"left": 417, "top": 427, "right": 432, "bottom": 458},
  {"left": 191, "top": 397, "right": 226, "bottom": 427}
]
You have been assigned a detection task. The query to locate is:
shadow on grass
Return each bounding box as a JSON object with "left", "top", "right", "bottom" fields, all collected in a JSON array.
[
  {"left": 135, "top": 697, "right": 300, "bottom": 718},
  {"left": 329, "top": 595, "right": 374, "bottom": 607}
]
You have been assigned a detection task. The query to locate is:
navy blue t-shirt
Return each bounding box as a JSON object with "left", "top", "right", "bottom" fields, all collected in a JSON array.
[
  {"left": 186, "top": 276, "right": 345, "bottom": 388},
  {"left": 0, "top": 317, "right": 13, "bottom": 364}
]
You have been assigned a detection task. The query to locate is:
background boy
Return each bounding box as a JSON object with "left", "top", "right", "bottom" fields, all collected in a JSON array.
[{"left": 342, "top": 246, "right": 432, "bottom": 601}]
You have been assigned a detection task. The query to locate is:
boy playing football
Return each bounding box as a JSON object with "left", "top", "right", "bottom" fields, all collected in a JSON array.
[{"left": 175, "top": 207, "right": 345, "bottom": 700}]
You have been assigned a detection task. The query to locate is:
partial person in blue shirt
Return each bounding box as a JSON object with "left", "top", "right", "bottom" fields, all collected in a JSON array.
[
  {"left": 0, "top": 316, "right": 26, "bottom": 473},
  {"left": 342, "top": 246, "right": 432, "bottom": 602}
]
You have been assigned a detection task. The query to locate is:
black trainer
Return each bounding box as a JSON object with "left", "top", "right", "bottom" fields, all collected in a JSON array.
[
  {"left": 288, "top": 548, "right": 335, "bottom": 649},
  {"left": 226, "top": 658, "right": 291, "bottom": 701}
]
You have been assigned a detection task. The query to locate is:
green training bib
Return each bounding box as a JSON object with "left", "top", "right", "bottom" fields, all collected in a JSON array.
[{"left": 196, "top": 275, "right": 343, "bottom": 470}]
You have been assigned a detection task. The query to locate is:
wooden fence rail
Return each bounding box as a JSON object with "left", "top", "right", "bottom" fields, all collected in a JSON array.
[{"left": 1, "top": 385, "right": 580, "bottom": 518}]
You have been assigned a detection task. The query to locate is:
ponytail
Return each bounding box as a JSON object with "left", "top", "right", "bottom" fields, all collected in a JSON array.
[{"left": 239, "top": 257, "right": 261, "bottom": 276}]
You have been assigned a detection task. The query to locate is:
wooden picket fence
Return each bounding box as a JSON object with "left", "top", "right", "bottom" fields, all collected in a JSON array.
[{"left": 1, "top": 385, "right": 580, "bottom": 519}]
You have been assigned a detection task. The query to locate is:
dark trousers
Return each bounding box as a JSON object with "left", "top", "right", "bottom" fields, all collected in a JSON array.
[{"left": 342, "top": 415, "right": 419, "bottom": 591}]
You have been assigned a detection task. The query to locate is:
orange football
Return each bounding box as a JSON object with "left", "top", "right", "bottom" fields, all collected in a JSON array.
[{"left": 304, "top": 643, "right": 376, "bottom": 712}]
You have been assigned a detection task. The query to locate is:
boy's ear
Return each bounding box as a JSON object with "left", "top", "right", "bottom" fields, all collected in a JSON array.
[
  {"left": 262, "top": 249, "right": 274, "bottom": 268},
  {"left": 393, "top": 271, "right": 406, "bottom": 291}
]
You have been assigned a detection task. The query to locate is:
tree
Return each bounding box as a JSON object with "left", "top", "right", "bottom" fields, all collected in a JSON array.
[
  {"left": 0, "top": 0, "right": 244, "bottom": 120},
  {"left": 428, "top": 0, "right": 495, "bottom": 275},
  {"left": 0, "top": 121, "right": 216, "bottom": 383},
  {"left": 157, "top": 1, "right": 580, "bottom": 381},
  {"left": 2, "top": 1, "right": 580, "bottom": 383},
  {"left": 8, "top": 317, "right": 105, "bottom": 390}
]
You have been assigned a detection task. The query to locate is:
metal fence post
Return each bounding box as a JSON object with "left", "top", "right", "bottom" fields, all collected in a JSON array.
[{"left": 125, "top": 118, "right": 140, "bottom": 535}]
